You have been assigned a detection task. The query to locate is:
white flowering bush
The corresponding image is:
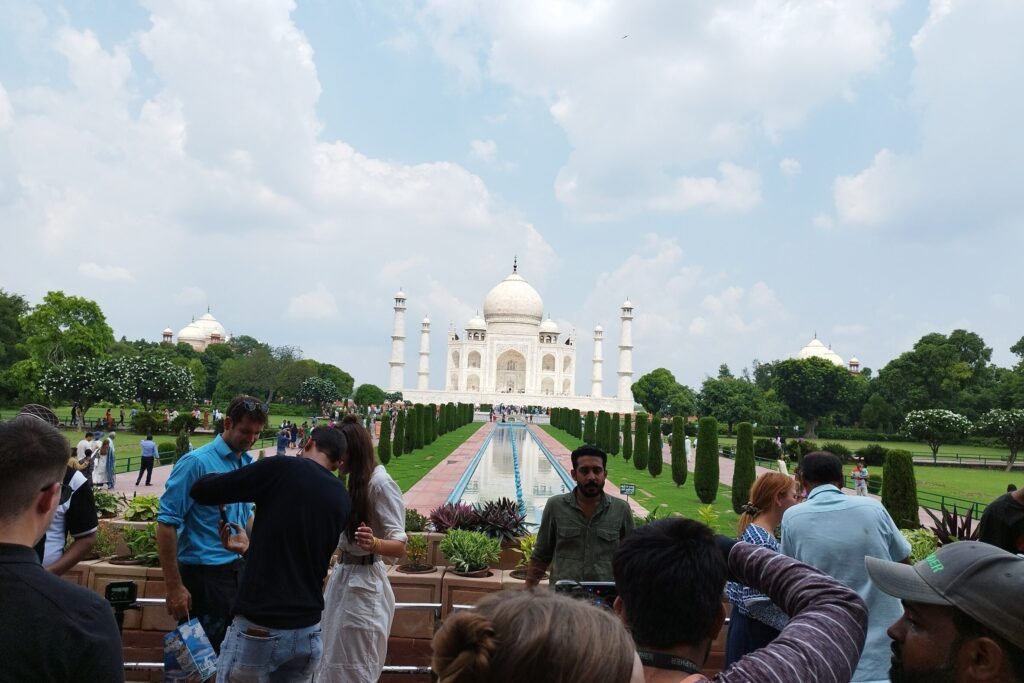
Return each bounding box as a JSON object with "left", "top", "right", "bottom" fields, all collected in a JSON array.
[
  {"left": 296, "top": 376, "right": 340, "bottom": 407},
  {"left": 901, "top": 409, "right": 973, "bottom": 461},
  {"left": 976, "top": 408, "right": 1024, "bottom": 471},
  {"left": 41, "top": 354, "right": 194, "bottom": 414}
]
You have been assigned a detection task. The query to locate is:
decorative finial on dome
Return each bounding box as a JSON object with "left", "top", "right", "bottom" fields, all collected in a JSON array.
[
  {"left": 513, "top": 255, "right": 518, "bottom": 273},
  {"left": 207, "top": 305, "right": 210, "bottom": 313}
]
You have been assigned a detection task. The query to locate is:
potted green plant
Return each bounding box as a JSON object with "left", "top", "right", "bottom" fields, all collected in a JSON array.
[
  {"left": 114, "top": 523, "right": 160, "bottom": 566},
  {"left": 440, "top": 529, "right": 500, "bottom": 577},
  {"left": 507, "top": 533, "right": 546, "bottom": 581},
  {"left": 124, "top": 495, "right": 160, "bottom": 522},
  {"left": 87, "top": 524, "right": 123, "bottom": 560},
  {"left": 397, "top": 535, "right": 434, "bottom": 574},
  {"left": 93, "top": 491, "right": 128, "bottom": 520}
]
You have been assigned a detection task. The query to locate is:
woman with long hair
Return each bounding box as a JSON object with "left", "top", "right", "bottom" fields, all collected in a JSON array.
[
  {"left": 432, "top": 589, "right": 644, "bottom": 683},
  {"left": 724, "top": 471, "right": 799, "bottom": 666},
  {"left": 316, "top": 415, "right": 407, "bottom": 682}
]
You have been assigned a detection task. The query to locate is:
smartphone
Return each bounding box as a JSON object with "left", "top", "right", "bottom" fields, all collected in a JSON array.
[{"left": 219, "top": 505, "right": 228, "bottom": 527}]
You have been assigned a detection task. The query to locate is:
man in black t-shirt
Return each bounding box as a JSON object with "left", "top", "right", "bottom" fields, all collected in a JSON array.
[
  {"left": 189, "top": 426, "right": 351, "bottom": 681},
  {"left": 34, "top": 462, "right": 99, "bottom": 575},
  {"left": 0, "top": 415, "right": 123, "bottom": 682},
  {"left": 979, "top": 486, "right": 1024, "bottom": 555}
]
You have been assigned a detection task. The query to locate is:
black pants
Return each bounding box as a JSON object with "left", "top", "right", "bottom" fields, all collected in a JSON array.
[
  {"left": 725, "top": 608, "right": 781, "bottom": 666},
  {"left": 178, "top": 560, "right": 245, "bottom": 653},
  {"left": 135, "top": 456, "right": 154, "bottom": 485}
]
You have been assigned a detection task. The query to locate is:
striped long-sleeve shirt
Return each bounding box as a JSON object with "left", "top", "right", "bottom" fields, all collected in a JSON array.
[{"left": 710, "top": 542, "right": 869, "bottom": 683}]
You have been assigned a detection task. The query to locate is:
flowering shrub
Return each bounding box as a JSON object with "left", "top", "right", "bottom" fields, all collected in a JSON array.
[
  {"left": 976, "top": 408, "right": 1024, "bottom": 471},
  {"left": 901, "top": 409, "right": 973, "bottom": 461}
]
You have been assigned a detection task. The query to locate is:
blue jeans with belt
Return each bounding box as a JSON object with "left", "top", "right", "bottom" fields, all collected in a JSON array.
[{"left": 218, "top": 615, "right": 323, "bottom": 682}]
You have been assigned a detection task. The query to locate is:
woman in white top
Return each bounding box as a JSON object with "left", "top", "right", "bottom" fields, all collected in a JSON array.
[
  {"left": 91, "top": 430, "right": 107, "bottom": 488},
  {"left": 317, "top": 415, "right": 408, "bottom": 683}
]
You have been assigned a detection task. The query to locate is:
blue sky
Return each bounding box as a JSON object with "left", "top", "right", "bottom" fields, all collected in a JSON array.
[{"left": 1, "top": 0, "right": 1021, "bottom": 391}]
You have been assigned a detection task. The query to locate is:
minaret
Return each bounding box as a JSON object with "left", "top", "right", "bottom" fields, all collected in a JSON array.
[
  {"left": 388, "top": 289, "right": 407, "bottom": 391},
  {"left": 417, "top": 315, "right": 430, "bottom": 391},
  {"left": 617, "top": 299, "right": 634, "bottom": 399},
  {"left": 591, "top": 325, "right": 604, "bottom": 398}
]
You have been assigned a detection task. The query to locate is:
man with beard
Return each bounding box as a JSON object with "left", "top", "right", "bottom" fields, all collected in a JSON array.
[
  {"left": 866, "top": 541, "right": 1024, "bottom": 683},
  {"left": 525, "top": 444, "right": 634, "bottom": 588}
]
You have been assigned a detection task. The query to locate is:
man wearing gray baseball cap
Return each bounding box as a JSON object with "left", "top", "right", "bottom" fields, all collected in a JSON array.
[{"left": 865, "top": 541, "right": 1023, "bottom": 683}]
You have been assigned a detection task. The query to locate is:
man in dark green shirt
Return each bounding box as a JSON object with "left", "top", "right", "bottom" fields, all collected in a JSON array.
[{"left": 526, "top": 444, "right": 634, "bottom": 587}]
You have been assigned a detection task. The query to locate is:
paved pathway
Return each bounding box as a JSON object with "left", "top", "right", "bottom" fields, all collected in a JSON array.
[
  {"left": 403, "top": 423, "right": 495, "bottom": 515},
  {"left": 529, "top": 425, "right": 649, "bottom": 516}
]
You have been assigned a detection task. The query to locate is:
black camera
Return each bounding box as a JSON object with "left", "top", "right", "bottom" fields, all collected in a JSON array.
[
  {"left": 105, "top": 580, "right": 138, "bottom": 609},
  {"left": 554, "top": 580, "right": 618, "bottom": 610}
]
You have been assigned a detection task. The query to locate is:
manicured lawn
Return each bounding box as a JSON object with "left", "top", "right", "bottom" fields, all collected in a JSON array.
[
  {"left": 716, "top": 435, "right": 1010, "bottom": 461},
  {"left": 842, "top": 463, "right": 1016, "bottom": 508},
  {"left": 385, "top": 422, "right": 486, "bottom": 493},
  {"left": 541, "top": 426, "right": 740, "bottom": 535}
]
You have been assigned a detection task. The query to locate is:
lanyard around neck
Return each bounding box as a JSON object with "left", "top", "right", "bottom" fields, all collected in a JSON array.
[{"left": 636, "top": 650, "right": 701, "bottom": 675}]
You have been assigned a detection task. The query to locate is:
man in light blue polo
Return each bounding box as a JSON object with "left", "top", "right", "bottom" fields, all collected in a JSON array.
[
  {"left": 156, "top": 395, "right": 269, "bottom": 652},
  {"left": 781, "top": 451, "right": 911, "bottom": 683}
]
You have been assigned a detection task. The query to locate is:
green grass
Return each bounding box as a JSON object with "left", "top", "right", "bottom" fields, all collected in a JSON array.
[
  {"left": 385, "top": 422, "right": 486, "bottom": 493},
  {"left": 541, "top": 425, "right": 740, "bottom": 534},
  {"left": 716, "top": 435, "right": 1010, "bottom": 461},
  {"left": 842, "top": 463, "right": 1015, "bottom": 507}
]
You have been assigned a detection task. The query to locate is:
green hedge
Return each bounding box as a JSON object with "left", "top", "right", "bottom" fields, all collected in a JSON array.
[{"left": 695, "top": 417, "right": 719, "bottom": 504}]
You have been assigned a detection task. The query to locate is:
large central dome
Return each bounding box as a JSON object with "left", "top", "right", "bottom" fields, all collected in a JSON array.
[{"left": 483, "top": 272, "right": 544, "bottom": 326}]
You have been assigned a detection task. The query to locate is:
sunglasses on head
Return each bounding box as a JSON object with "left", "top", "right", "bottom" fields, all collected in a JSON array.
[{"left": 239, "top": 399, "right": 269, "bottom": 414}]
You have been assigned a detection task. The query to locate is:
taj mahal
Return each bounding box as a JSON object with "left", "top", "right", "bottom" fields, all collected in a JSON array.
[{"left": 391, "top": 263, "right": 637, "bottom": 413}]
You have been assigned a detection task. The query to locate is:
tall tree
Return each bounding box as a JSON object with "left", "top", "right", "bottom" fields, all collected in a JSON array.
[
  {"left": 622, "top": 414, "right": 633, "bottom": 461},
  {"left": 353, "top": 383, "right": 386, "bottom": 407},
  {"left": 633, "top": 414, "right": 649, "bottom": 471},
  {"left": 902, "top": 409, "right": 972, "bottom": 462},
  {"left": 20, "top": 291, "right": 114, "bottom": 365},
  {"left": 583, "top": 411, "right": 596, "bottom": 444},
  {"left": 773, "top": 357, "right": 856, "bottom": 438},
  {"left": 670, "top": 415, "right": 687, "bottom": 487},
  {"left": 392, "top": 410, "right": 406, "bottom": 458},
  {"left": 648, "top": 413, "right": 663, "bottom": 477},
  {"left": 316, "top": 362, "right": 354, "bottom": 398},
  {"left": 297, "top": 376, "right": 340, "bottom": 408},
  {"left": 596, "top": 411, "right": 609, "bottom": 450},
  {"left": 731, "top": 422, "right": 756, "bottom": 514},
  {"left": 609, "top": 413, "right": 620, "bottom": 455},
  {"left": 378, "top": 410, "right": 392, "bottom": 464},
  {"left": 0, "top": 289, "right": 28, "bottom": 369},
  {"left": 631, "top": 368, "right": 696, "bottom": 416},
  {"left": 976, "top": 409, "right": 1024, "bottom": 471},
  {"left": 697, "top": 376, "right": 769, "bottom": 436},
  {"left": 694, "top": 417, "right": 719, "bottom": 503}
]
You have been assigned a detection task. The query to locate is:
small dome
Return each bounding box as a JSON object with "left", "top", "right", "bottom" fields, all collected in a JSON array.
[
  {"left": 594, "top": 324, "right": 604, "bottom": 333},
  {"left": 193, "top": 312, "right": 228, "bottom": 340},
  {"left": 162, "top": 327, "right": 173, "bottom": 335},
  {"left": 422, "top": 315, "right": 430, "bottom": 325},
  {"left": 621, "top": 299, "right": 633, "bottom": 309},
  {"left": 540, "top": 317, "right": 560, "bottom": 334},
  {"left": 796, "top": 337, "right": 844, "bottom": 366},
  {"left": 177, "top": 323, "right": 205, "bottom": 342},
  {"left": 394, "top": 289, "right": 406, "bottom": 299},
  {"left": 849, "top": 356, "right": 860, "bottom": 364},
  {"left": 466, "top": 313, "right": 486, "bottom": 330},
  {"left": 483, "top": 272, "right": 543, "bottom": 325}
]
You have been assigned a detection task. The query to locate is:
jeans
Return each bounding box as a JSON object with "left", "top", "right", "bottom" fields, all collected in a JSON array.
[
  {"left": 219, "top": 615, "right": 323, "bottom": 683},
  {"left": 725, "top": 609, "right": 781, "bottom": 667}
]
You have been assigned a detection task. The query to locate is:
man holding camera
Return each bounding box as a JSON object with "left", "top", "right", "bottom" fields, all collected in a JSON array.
[
  {"left": 525, "top": 444, "right": 634, "bottom": 588},
  {"left": 156, "top": 395, "right": 268, "bottom": 652}
]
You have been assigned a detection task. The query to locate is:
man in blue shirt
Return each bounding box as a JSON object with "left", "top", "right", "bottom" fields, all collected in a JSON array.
[
  {"left": 781, "top": 451, "right": 911, "bottom": 683},
  {"left": 156, "top": 395, "right": 269, "bottom": 652}
]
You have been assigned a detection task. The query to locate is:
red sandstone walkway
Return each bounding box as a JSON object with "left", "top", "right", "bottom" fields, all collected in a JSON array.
[
  {"left": 403, "top": 423, "right": 495, "bottom": 515},
  {"left": 529, "top": 425, "right": 649, "bottom": 516}
]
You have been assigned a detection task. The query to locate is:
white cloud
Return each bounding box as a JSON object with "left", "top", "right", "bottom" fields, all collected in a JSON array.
[
  {"left": 78, "top": 262, "right": 133, "bottom": 282},
  {"left": 813, "top": 213, "right": 836, "bottom": 229},
  {"left": 175, "top": 286, "right": 206, "bottom": 306},
  {"left": 469, "top": 138, "right": 497, "bottom": 164},
  {"left": 287, "top": 284, "right": 338, "bottom": 321},
  {"left": 650, "top": 163, "right": 761, "bottom": 212},
  {"left": 779, "top": 157, "right": 801, "bottom": 177},
  {"left": 413, "top": 1, "right": 899, "bottom": 218},
  {"left": 382, "top": 30, "right": 419, "bottom": 53},
  {"left": 832, "top": 323, "right": 867, "bottom": 335},
  {"left": 830, "top": 0, "right": 1024, "bottom": 232},
  {"left": 0, "top": 83, "right": 12, "bottom": 129}
]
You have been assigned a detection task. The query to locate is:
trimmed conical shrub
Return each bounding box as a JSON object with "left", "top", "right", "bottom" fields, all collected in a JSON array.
[
  {"left": 378, "top": 411, "right": 392, "bottom": 464},
  {"left": 648, "top": 413, "right": 663, "bottom": 477},
  {"left": 731, "top": 422, "right": 756, "bottom": 513},
  {"left": 622, "top": 414, "right": 633, "bottom": 461},
  {"left": 393, "top": 409, "right": 406, "bottom": 458},
  {"left": 584, "top": 411, "right": 596, "bottom": 444},
  {"left": 633, "top": 414, "right": 649, "bottom": 471},
  {"left": 695, "top": 417, "right": 719, "bottom": 503},
  {"left": 671, "top": 415, "right": 686, "bottom": 486},
  {"left": 610, "top": 413, "right": 620, "bottom": 455},
  {"left": 882, "top": 449, "right": 920, "bottom": 529}
]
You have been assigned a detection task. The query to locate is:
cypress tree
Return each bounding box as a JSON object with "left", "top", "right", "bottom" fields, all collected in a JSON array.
[
  {"left": 378, "top": 411, "right": 392, "bottom": 464},
  {"left": 622, "top": 414, "right": 633, "bottom": 461},
  {"left": 695, "top": 417, "right": 720, "bottom": 503},
  {"left": 595, "top": 411, "right": 606, "bottom": 450},
  {"left": 427, "top": 403, "right": 437, "bottom": 443},
  {"left": 633, "top": 414, "right": 649, "bottom": 471},
  {"left": 437, "top": 404, "right": 447, "bottom": 436},
  {"left": 610, "top": 413, "right": 620, "bottom": 455},
  {"left": 671, "top": 415, "right": 687, "bottom": 487},
  {"left": 447, "top": 402, "right": 456, "bottom": 431},
  {"left": 648, "top": 413, "right": 663, "bottom": 477},
  {"left": 409, "top": 405, "right": 421, "bottom": 450},
  {"left": 393, "top": 410, "right": 406, "bottom": 458},
  {"left": 882, "top": 449, "right": 920, "bottom": 529},
  {"left": 552, "top": 407, "right": 560, "bottom": 430},
  {"left": 583, "top": 411, "right": 596, "bottom": 444},
  {"left": 732, "top": 422, "right": 756, "bottom": 513}
]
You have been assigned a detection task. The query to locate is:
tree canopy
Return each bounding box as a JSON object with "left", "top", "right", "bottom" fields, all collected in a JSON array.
[
  {"left": 631, "top": 368, "right": 696, "bottom": 416},
  {"left": 772, "top": 357, "right": 855, "bottom": 438},
  {"left": 353, "top": 383, "right": 386, "bottom": 406}
]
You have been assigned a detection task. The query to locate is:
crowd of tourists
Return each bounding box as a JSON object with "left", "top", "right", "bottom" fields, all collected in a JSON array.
[{"left": 0, "top": 400, "right": 1021, "bottom": 683}]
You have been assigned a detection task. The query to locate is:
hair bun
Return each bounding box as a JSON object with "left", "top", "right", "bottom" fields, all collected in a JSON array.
[
  {"left": 341, "top": 414, "right": 359, "bottom": 425},
  {"left": 432, "top": 611, "right": 497, "bottom": 682}
]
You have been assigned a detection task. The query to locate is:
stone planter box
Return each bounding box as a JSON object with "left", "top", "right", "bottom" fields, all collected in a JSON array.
[
  {"left": 500, "top": 569, "right": 530, "bottom": 591},
  {"left": 440, "top": 567, "right": 502, "bottom": 618},
  {"left": 141, "top": 567, "right": 178, "bottom": 632},
  {"left": 62, "top": 559, "right": 101, "bottom": 588},
  {"left": 396, "top": 532, "right": 445, "bottom": 567},
  {"left": 495, "top": 543, "right": 521, "bottom": 570},
  {"left": 387, "top": 565, "right": 445, "bottom": 639},
  {"left": 88, "top": 561, "right": 151, "bottom": 629}
]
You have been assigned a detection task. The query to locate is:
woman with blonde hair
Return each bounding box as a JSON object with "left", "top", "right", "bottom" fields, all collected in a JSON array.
[
  {"left": 316, "top": 416, "right": 407, "bottom": 682},
  {"left": 724, "top": 471, "right": 799, "bottom": 666},
  {"left": 432, "top": 589, "right": 645, "bottom": 683}
]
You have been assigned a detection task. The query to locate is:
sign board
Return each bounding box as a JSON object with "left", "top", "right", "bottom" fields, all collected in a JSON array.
[{"left": 619, "top": 483, "right": 636, "bottom": 496}]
